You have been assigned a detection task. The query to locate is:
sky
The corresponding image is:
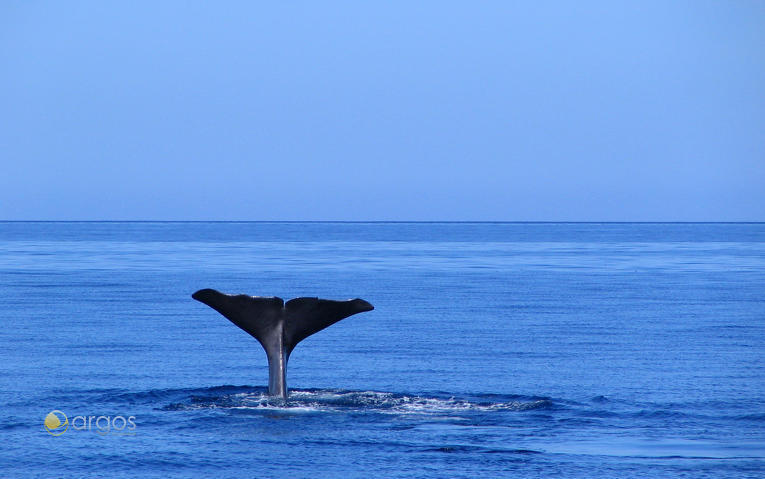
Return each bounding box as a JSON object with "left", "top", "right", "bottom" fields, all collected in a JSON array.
[{"left": 1, "top": 1, "right": 763, "bottom": 221}]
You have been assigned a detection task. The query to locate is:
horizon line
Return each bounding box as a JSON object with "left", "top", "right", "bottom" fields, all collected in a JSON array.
[{"left": 1, "top": 220, "right": 764, "bottom": 224}]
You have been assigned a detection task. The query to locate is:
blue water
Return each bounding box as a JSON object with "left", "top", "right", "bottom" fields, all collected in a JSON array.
[{"left": 1, "top": 222, "right": 764, "bottom": 478}]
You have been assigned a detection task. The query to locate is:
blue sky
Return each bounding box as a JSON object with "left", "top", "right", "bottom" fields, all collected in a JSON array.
[{"left": 1, "top": 1, "right": 763, "bottom": 221}]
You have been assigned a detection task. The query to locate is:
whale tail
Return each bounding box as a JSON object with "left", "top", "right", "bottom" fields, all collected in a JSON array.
[{"left": 191, "top": 289, "right": 374, "bottom": 398}]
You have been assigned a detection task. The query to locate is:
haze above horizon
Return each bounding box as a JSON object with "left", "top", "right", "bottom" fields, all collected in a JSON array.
[{"left": 1, "top": 1, "right": 763, "bottom": 221}]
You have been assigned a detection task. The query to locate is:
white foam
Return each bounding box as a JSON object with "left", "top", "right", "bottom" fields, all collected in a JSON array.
[{"left": 173, "top": 389, "right": 551, "bottom": 415}]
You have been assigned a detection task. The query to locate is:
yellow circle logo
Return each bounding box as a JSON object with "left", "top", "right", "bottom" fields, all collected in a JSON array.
[{"left": 44, "top": 410, "right": 68, "bottom": 436}]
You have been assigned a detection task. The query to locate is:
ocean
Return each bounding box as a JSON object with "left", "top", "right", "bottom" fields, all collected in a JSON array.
[{"left": 1, "top": 222, "right": 763, "bottom": 478}]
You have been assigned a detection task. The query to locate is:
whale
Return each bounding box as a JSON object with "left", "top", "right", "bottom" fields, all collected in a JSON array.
[{"left": 191, "top": 289, "right": 374, "bottom": 398}]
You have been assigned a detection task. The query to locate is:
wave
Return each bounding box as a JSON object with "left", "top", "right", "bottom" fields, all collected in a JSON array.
[{"left": 155, "top": 387, "right": 555, "bottom": 414}]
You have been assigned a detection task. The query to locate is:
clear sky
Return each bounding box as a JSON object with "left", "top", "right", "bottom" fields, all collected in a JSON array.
[{"left": 1, "top": 1, "right": 763, "bottom": 221}]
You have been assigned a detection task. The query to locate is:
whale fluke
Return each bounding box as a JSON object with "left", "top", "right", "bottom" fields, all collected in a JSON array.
[{"left": 191, "top": 288, "right": 374, "bottom": 398}]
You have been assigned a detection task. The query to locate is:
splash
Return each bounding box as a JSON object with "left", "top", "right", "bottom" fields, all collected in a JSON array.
[{"left": 161, "top": 387, "right": 554, "bottom": 415}]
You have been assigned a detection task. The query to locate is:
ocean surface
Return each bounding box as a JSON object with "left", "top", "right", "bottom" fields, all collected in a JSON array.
[{"left": 1, "top": 222, "right": 764, "bottom": 478}]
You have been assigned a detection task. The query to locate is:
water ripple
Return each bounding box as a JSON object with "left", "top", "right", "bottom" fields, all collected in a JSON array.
[{"left": 156, "top": 387, "right": 555, "bottom": 414}]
